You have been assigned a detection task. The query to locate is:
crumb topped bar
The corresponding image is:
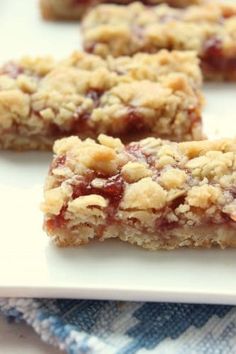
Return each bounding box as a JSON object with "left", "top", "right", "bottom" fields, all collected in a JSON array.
[
  {"left": 0, "top": 51, "right": 203, "bottom": 150},
  {"left": 82, "top": 2, "right": 236, "bottom": 80},
  {"left": 42, "top": 135, "right": 236, "bottom": 249},
  {"left": 40, "top": 0, "right": 204, "bottom": 21}
]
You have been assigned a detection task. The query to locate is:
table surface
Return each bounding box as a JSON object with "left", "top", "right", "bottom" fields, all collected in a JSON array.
[{"left": 0, "top": 316, "right": 61, "bottom": 354}]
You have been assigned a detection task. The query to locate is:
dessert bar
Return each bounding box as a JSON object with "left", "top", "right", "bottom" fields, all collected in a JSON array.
[
  {"left": 40, "top": 0, "right": 204, "bottom": 21},
  {"left": 43, "top": 135, "right": 236, "bottom": 249},
  {"left": 0, "top": 51, "right": 203, "bottom": 150},
  {"left": 82, "top": 2, "right": 236, "bottom": 80}
]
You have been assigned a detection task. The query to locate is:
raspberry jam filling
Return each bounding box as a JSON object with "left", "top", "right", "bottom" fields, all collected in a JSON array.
[
  {"left": 124, "top": 110, "right": 148, "bottom": 134},
  {"left": 44, "top": 103, "right": 155, "bottom": 140},
  {"left": 46, "top": 206, "right": 67, "bottom": 231},
  {"left": 72, "top": 173, "right": 125, "bottom": 219},
  {"left": 72, "top": 173, "right": 125, "bottom": 224},
  {"left": 69, "top": 112, "right": 93, "bottom": 135},
  {"left": 201, "top": 37, "right": 236, "bottom": 77},
  {"left": 84, "top": 43, "right": 97, "bottom": 54},
  {"left": 47, "top": 171, "right": 125, "bottom": 231}
]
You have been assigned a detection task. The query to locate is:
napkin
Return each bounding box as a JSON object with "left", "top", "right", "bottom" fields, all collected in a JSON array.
[{"left": 0, "top": 298, "right": 234, "bottom": 353}]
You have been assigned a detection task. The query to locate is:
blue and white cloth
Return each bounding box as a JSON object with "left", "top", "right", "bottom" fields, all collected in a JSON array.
[{"left": 0, "top": 298, "right": 235, "bottom": 353}]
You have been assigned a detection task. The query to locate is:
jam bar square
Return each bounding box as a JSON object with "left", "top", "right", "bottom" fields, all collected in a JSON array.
[
  {"left": 43, "top": 135, "right": 236, "bottom": 249},
  {"left": 0, "top": 51, "right": 203, "bottom": 150},
  {"left": 82, "top": 2, "right": 236, "bottom": 80}
]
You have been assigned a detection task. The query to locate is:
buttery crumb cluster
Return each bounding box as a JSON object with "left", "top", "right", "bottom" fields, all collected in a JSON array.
[
  {"left": 42, "top": 135, "right": 236, "bottom": 249},
  {"left": 0, "top": 50, "right": 203, "bottom": 150},
  {"left": 82, "top": 2, "right": 236, "bottom": 80}
]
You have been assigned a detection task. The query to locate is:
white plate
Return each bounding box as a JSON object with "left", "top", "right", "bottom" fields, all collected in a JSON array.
[{"left": 1, "top": 0, "right": 236, "bottom": 304}]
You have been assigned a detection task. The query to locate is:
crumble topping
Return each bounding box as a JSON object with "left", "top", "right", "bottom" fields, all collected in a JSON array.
[
  {"left": 43, "top": 136, "right": 236, "bottom": 240},
  {"left": 121, "top": 161, "right": 152, "bottom": 182}
]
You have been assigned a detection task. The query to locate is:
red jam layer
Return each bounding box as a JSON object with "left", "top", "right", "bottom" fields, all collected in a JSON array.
[
  {"left": 44, "top": 106, "right": 153, "bottom": 140},
  {"left": 47, "top": 171, "right": 125, "bottom": 231},
  {"left": 201, "top": 38, "right": 236, "bottom": 78},
  {"left": 46, "top": 206, "right": 67, "bottom": 231},
  {"left": 72, "top": 173, "right": 124, "bottom": 206},
  {"left": 124, "top": 110, "right": 148, "bottom": 134}
]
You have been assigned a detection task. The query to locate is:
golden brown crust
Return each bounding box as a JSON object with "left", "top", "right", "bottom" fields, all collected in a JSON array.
[
  {"left": 39, "top": 0, "right": 86, "bottom": 20},
  {"left": 48, "top": 225, "right": 236, "bottom": 250},
  {"left": 42, "top": 135, "right": 236, "bottom": 250},
  {"left": 0, "top": 51, "right": 203, "bottom": 150},
  {"left": 39, "top": 0, "right": 55, "bottom": 20}
]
